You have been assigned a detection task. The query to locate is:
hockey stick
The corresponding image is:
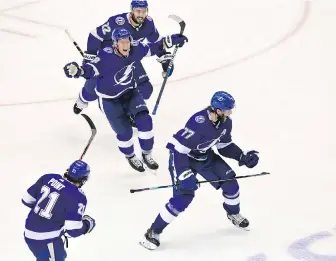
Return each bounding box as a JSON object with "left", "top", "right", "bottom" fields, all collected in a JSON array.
[
  {"left": 130, "top": 171, "right": 270, "bottom": 193},
  {"left": 152, "top": 15, "right": 186, "bottom": 115},
  {"left": 79, "top": 114, "right": 97, "bottom": 160},
  {"left": 65, "top": 29, "right": 84, "bottom": 57}
]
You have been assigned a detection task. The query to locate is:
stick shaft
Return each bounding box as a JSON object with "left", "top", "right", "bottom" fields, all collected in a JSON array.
[
  {"left": 130, "top": 172, "right": 270, "bottom": 193},
  {"left": 152, "top": 15, "right": 186, "bottom": 115},
  {"left": 79, "top": 114, "right": 97, "bottom": 160},
  {"left": 65, "top": 29, "right": 84, "bottom": 57}
]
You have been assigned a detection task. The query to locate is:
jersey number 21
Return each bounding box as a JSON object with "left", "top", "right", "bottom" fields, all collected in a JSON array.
[{"left": 34, "top": 185, "right": 60, "bottom": 219}]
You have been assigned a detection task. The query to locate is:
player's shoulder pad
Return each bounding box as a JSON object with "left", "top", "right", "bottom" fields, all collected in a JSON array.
[
  {"left": 95, "top": 47, "right": 113, "bottom": 61},
  {"left": 185, "top": 110, "right": 208, "bottom": 132},
  {"left": 101, "top": 46, "right": 114, "bottom": 54},
  {"left": 68, "top": 187, "right": 87, "bottom": 202},
  {"left": 42, "top": 173, "right": 62, "bottom": 180},
  {"left": 190, "top": 109, "right": 208, "bottom": 125},
  {"left": 111, "top": 12, "right": 128, "bottom": 26},
  {"left": 146, "top": 15, "right": 154, "bottom": 22},
  {"left": 78, "top": 187, "right": 86, "bottom": 197}
]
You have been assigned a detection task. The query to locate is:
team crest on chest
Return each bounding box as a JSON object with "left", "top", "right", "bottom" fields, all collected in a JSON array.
[{"left": 114, "top": 62, "right": 136, "bottom": 86}]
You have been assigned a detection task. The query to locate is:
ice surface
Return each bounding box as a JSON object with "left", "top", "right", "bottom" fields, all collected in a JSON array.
[{"left": 1, "top": 0, "right": 336, "bottom": 260}]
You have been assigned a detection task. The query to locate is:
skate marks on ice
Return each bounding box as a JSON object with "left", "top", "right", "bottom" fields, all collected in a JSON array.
[
  {"left": 0, "top": 28, "right": 36, "bottom": 37},
  {"left": 155, "top": 227, "right": 249, "bottom": 251},
  {"left": 0, "top": 1, "right": 41, "bottom": 38},
  {"left": 247, "top": 226, "right": 336, "bottom": 261},
  {"left": 0, "top": 0, "right": 65, "bottom": 38},
  {"left": 138, "top": 225, "right": 336, "bottom": 260},
  {"left": 0, "top": 0, "right": 40, "bottom": 12}
]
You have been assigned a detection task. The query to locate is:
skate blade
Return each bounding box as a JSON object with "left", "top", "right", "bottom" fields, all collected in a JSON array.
[
  {"left": 139, "top": 238, "right": 158, "bottom": 250},
  {"left": 144, "top": 165, "right": 158, "bottom": 175},
  {"left": 240, "top": 226, "right": 250, "bottom": 231},
  {"left": 235, "top": 224, "right": 250, "bottom": 231}
]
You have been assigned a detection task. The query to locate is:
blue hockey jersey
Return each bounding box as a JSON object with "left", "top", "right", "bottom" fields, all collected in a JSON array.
[
  {"left": 82, "top": 40, "right": 165, "bottom": 98},
  {"left": 87, "top": 12, "right": 161, "bottom": 53},
  {"left": 166, "top": 109, "right": 243, "bottom": 176},
  {"left": 22, "top": 174, "right": 88, "bottom": 242}
]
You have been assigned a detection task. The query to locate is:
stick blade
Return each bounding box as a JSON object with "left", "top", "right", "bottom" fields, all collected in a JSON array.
[
  {"left": 168, "top": 14, "right": 183, "bottom": 23},
  {"left": 168, "top": 14, "right": 186, "bottom": 34},
  {"left": 81, "top": 114, "right": 97, "bottom": 134}
]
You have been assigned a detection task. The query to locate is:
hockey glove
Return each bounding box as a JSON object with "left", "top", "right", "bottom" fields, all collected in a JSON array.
[
  {"left": 157, "top": 53, "right": 174, "bottom": 78},
  {"left": 176, "top": 170, "right": 199, "bottom": 191},
  {"left": 239, "top": 150, "right": 259, "bottom": 168},
  {"left": 73, "top": 97, "right": 88, "bottom": 114},
  {"left": 164, "top": 34, "right": 188, "bottom": 48},
  {"left": 64, "top": 62, "right": 84, "bottom": 78},
  {"left": 82, "top": 51, "right": 97, "bottom": 65},
  {"left": 83, "top": 215, "right": 96, "bottom": 234}
]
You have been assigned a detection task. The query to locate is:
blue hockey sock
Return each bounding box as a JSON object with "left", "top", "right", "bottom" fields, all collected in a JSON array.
[
  {"left": 221, "top": 184, "right": 240, "bottom": 214},
  {"left": 116, "top": 129, "right": 134, "bottom": 157},
  {"left": 134, "top": 112, "right": 154, "bottom": 152},
  {"left": 151, "top": 202, "right": 178, "bottom": 233},
  {"left": 151, "top": 195, "right": 194, "bottom": 233}
]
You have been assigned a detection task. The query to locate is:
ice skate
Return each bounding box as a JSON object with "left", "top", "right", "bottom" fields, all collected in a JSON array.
[
  {"left": 227, "top": 213, "right": 250, "bottom": 230},
  {"left": 142, "top": 152, "right": 159, "bottom": 170},
  {"left": 139, "top": 228, "right": 160, "bottom": 250},
  {"left": 127, "top": 155, "right": 145, "bottom": 172}
]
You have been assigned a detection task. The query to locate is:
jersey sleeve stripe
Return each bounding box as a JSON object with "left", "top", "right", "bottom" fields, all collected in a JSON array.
[
  {"left": 22, "top": 191, "right": 36, "bottom": 205},
  {"left": 155, "top": 35, "right": 163, "bottom": 42},
  {"left": 216, "top": 142, "right": 232, "bottom": 149},
  {"left": 90, "top": 30, "right": 104, "bottom": 42},
  {"left": 86, "top": 63, "right": 99, "bottom": 76},
  {"left": 64, "top": 220, "right": 84, "bottom": 230},
  {"left": 170, "top": 138, "right": 192, "bottom": 154}
]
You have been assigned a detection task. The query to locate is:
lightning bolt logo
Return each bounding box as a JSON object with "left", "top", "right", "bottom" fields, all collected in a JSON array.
[{"left": 114, "top": 62, "right": 136, "bottom": 86}]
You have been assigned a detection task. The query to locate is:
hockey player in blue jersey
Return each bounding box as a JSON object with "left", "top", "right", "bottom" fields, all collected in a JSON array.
[
  {"left": 73, "top": 0, "right": 173, "bottom": 116},
  {"left": 63, "top": 28, "right": 188, "bottom": 172},
  {"left": 139, "top": 91, "right": 260, "bottom": 250},
  {"left": 22, "top": 160, "right": 96, "bottom": 260}
]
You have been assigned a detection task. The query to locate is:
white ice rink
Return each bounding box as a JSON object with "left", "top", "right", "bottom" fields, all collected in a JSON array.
[{"left": 1, "top": 0, "right": 336, "bottom": 260}]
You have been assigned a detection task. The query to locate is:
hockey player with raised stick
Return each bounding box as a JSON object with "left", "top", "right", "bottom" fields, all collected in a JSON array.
[
  {"left": 73, "top": 0, "right": 174, "bottom": 118},
  {"left": 63, "top": 28, "right": 188, "bottom": 172},
  {"left": 139, "top": 91, "right": 260, "bottom": 250}
]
